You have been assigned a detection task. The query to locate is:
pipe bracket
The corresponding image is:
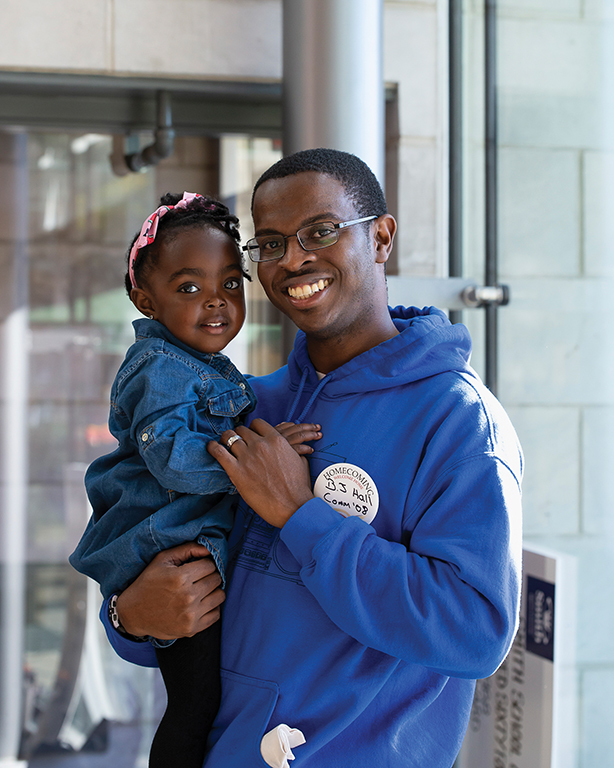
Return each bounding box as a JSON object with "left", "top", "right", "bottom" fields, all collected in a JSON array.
[{"left": 461, "top": 284, "right": 510, "bottom": 308}]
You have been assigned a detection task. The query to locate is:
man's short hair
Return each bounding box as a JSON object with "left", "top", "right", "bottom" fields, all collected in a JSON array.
[{"left": 252, "top": 148, "right": 387, "bottom": 219}]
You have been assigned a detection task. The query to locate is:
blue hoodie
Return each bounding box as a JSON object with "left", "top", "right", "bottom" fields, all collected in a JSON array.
[{"left": 103, "top": 306, "right": 523, "bottom": 768}]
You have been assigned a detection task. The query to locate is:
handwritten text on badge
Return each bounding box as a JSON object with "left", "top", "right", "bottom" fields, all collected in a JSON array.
[{"left": 313, "top": 463, "right": 379, "bottom": 524}]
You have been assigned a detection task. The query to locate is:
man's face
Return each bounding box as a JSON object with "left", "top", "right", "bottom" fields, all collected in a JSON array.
[{"left": 253, "top": 172, "right": 383, "bottom": 342}]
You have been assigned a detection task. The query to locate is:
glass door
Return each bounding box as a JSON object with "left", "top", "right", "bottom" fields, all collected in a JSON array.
[{"left": 458, "top": 1, "right": 614, "bottom": 765}]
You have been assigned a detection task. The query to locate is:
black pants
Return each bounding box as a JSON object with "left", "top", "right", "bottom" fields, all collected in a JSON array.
[{"left": 149, "top": 621, "right": 221, "bottom": 768}]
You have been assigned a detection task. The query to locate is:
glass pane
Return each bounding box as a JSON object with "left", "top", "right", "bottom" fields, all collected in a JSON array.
[
  {"left": 220, "top": 135, "right": 283, "bottom": 376},
  {"left": 0, "top": 128, "right": 282, "bottom": 767},
  {"left": 462, "top": 1, "right": 614, "bottom": 764}
]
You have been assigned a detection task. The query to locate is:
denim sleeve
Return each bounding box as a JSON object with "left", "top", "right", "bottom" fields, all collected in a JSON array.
[
  {"left": 99, "top": 597, "right": 159, "bottom": 667},
  {"left": 69, "top": 492, "right": 234, "bottom": 597},
  {"left": 117, "top": 352, "right": 234, "bottom": 495}
]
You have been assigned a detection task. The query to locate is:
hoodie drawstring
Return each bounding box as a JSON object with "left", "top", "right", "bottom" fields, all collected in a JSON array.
[
  {"left": 286, "top": 367, "right": 331, "bottom": 424},
  {"left": 294, "top": 376, "right": 330, "bottom": 424},
  {"left": 286, "top": 368, "right": 309, "bottom": 423}
]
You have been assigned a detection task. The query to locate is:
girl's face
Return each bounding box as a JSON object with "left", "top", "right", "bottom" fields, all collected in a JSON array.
[{"left": 131, "top": 226, "right": 246, "bottom": 355}]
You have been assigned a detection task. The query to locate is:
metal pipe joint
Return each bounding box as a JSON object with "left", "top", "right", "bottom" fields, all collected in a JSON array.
[
  {"left": 125, "top": 90, "right": 175, "bottom": 172},
  {"left": 461, "top": 284, "right": 510, "bottom": 308}
]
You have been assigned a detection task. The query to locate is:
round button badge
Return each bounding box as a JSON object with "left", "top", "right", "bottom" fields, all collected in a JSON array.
[{"left": 313, "top": 463, "right": 379, "bottom": 524}]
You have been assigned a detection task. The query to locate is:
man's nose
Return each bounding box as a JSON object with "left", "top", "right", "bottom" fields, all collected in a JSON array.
[{"left": 277, "top": 235, "right": 316, "bottom": 271}]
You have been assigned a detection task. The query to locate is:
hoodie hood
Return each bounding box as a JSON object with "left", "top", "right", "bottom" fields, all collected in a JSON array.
[{"left": 286, "top": 306, "right": 475, "bottom": 400}]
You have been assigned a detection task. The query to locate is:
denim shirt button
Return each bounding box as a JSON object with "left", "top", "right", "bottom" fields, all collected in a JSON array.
[{"left": 141, "top": 432, "right": 148, "bottom": 442}]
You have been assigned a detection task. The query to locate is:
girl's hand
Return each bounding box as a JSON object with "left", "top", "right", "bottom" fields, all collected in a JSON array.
[{"left": 274, "top": 421, "right": 322, "bottom": 455}]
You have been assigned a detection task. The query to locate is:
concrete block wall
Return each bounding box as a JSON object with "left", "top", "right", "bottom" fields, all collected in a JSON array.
[
  {"left": 384, "top": 0, "right": 445, "bottom": 277},
  {"left": 0, "top": 0, "right": 282, "bottom": 79}
]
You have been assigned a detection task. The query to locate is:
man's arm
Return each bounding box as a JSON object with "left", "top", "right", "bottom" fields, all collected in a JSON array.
[{"left": 208, "top": 419, "right": 522, "bottom": 680}]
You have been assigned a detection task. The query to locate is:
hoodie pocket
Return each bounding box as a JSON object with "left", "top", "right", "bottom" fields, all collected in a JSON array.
[{"left": 205, "top": 669, "right": 279, "bottom": 767}]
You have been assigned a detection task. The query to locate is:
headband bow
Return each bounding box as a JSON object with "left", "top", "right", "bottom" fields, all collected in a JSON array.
[{"left": 128, "top": 191, "right": 204, "bottom": 289}]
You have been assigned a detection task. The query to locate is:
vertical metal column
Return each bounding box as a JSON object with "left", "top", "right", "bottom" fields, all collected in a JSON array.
[
  {"left": 281, "top": 0, "right": 385, "bottom": 357},
  {"left": 484, "top": 0, "right": 499, "bottom": 394},
  {"left": 448, "top": 0, "right": 463, "bottom": 326},
  {"left": 282, "top": 0, "right": 384, "bottom": 179},
  {"left": 0, "top": 132, "right": 29, "bottom": 767}
]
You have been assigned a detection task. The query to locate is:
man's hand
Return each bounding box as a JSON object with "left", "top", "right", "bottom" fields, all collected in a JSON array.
[
  {"left": 116, "top": 542, "right": 225, "bottom": 640},
  {"left": 208, "top": 418, "right": 315, "bottom": 528}
]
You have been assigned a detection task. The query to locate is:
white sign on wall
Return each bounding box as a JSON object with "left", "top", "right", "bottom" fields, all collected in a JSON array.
[{"left": 456, "top": 545, "right": 577, "bottom": 768}]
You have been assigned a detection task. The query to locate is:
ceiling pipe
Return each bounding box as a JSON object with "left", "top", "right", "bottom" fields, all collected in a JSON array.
[{"left": 125, "top": 90, "right": 175, "bottom": 172}]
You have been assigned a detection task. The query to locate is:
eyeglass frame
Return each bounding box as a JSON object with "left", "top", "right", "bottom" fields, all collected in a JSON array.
[{"left": 241, "top": 215, "right": 378, "bottom": 263}]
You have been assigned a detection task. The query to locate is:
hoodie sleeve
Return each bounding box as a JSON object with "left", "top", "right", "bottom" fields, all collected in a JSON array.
[
  {"left": 281, "top": 427, "right": 522, "bottom": 681},
  {"left": 99, "top": 598, "right": 159, "bottom": 667}
]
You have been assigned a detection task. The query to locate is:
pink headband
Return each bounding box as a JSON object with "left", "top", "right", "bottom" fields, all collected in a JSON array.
[{"left": 128, "top": 191, "right": 205, "bottom": 289}]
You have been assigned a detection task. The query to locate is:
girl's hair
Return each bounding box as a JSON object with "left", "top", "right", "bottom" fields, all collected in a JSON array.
[{"left": 124, "top": 192, "right": 249, "bottom": 294}]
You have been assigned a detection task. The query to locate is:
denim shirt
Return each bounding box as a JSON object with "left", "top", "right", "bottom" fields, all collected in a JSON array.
[{"left": 69, "top": 319, "right": 256, "bottom": 600}]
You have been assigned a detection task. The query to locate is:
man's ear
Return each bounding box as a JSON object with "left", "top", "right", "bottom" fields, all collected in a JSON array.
[
  {"left": 373, "top": 214, "right": 397, "bottom": 264},
  {"left": 130, "top": 287, "right": 156, "bottom": 319}
]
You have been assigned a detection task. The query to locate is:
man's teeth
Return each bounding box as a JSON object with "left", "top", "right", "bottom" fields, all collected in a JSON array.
[
  {"left": 207, "top": 322, "right": 223, "bottom": 327},
  {"left": 288, "top": 279, "right": 330, "bottom": 299}
]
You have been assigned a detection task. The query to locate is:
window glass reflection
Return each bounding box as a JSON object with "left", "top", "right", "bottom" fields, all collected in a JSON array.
[{"left": 0, "top": 129, "right": 282, "bottom": 765}]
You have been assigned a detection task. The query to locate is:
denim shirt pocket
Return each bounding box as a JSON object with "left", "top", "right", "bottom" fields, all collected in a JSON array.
[{"left": 205, "top": 387, "right": 252, "bottom": 435}]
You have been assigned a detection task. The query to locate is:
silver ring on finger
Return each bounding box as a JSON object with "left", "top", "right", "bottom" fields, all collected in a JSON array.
[{"left": 225, "top": 434, "right": 244, "bottom": 449}]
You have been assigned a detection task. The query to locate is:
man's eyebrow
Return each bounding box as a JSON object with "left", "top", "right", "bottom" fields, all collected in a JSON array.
[{"left": 255, "top": 212, "right": 339, "bottom": 236}]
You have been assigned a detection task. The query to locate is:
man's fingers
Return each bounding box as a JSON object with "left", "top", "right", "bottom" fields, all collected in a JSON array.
[
  {"left": 199, "top": 581, "right": 226, "bottom": 613},
  {"left": 180, "top": 553, "right": 220, "bottom": 584},
  {"left": 208, "top": 438, "right": 238, "bottom": 467},
  {"left": 186, "top": 579, "right": 226, "bottom": 636},
  {"left": 153, "top": 541, "right": 211, "bottom": 567}
]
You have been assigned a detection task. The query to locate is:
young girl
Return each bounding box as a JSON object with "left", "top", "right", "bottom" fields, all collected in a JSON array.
[{"left": 69, "top": 192, "right": 320, "bottom": 768}]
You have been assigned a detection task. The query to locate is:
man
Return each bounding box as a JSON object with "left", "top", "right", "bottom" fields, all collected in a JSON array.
[{"left": 104, "top": 149, "right": 523, "bottom": 767}]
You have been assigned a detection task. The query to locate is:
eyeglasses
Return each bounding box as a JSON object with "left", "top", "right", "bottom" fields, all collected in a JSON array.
[{"left": 242, "top": 215, "right": 378, "bottom": 263}]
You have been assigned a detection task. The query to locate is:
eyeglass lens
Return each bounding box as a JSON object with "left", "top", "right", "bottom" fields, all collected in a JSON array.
[{"left": 249, "top": 222, "right": 339, "bottom": 262}]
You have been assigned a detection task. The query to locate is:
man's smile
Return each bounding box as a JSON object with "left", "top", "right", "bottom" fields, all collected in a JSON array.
[{"left": 286, "top": 278, "right": 331, "bottom": 300}]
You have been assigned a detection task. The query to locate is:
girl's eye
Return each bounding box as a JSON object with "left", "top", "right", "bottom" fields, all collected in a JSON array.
[
  {"left": 224, "top": 278, "right": 242, "bottom": 290},
  {"left": 178, "top": 283, "right": 199, "bottom": 294}
]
